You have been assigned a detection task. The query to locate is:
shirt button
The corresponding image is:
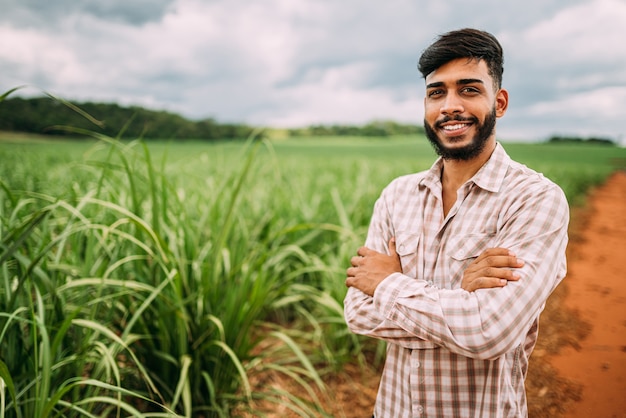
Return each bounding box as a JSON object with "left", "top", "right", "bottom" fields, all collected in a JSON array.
[
  {"left": 399, "top": 244, "right": 405, "bottom": 252},
  {"left": 416, "top": 361, "right": 420, "bottom": 368},
  {"left": 417, "top": 405, "right": 424, "bottom": 414}
]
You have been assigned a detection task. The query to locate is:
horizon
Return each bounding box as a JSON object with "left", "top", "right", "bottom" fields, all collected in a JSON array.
[{"left": 1, "top": 93, "right": 622, "bottom": 145}]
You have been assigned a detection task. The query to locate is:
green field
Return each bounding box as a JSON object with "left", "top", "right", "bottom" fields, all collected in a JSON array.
[{"left": 1, "top": 134, "right": 625, "bottom": 417}]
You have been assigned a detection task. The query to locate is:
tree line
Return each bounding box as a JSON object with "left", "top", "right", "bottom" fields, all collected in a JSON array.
[
  {"left": 547, "top": 135, "right": 615, "bottom": 146},
  {"left": 0, "top": 97, "right": 255, "bottom": 140},
  {"left": 0, "top": 96, "right": 426, "bottom": 141},
  {"left": 288, "top": 120, "right": 424, "bottom": 137}
]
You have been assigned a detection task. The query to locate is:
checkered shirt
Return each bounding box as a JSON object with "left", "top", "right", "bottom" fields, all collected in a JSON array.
[{"left": 344, "top": 143, "right": 569, "bottom": 417}]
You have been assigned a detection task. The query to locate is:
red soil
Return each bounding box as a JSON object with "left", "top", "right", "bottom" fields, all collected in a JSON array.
[{"left": 548, "top": 171, "right": 626, "bottom": 418}]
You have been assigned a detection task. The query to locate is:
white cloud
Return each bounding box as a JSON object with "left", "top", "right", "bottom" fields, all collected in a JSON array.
[
  {"left": 257, "top": 61, "right": 423, "bottom": 127},
  {"left": 494, "top": 0, "right": 626, "bottom": 140},
  {"left": 520, "top": 0, "right": 625, "bottom": 63},
  {"left": 0, "top": 26, "right": 89, "bottom": 87},
  {"left": 528, "top": 86, "right": 626, "bottom": 120},
  {"left": 1, "top": 0, "right": 625, "bottom": 140}
]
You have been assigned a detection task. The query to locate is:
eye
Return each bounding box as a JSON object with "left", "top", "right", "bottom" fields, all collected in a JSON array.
[
  {"left": 427, "top": 89, "right": 444, "bottom": 98},
  {"left": 461, "top": 87, "right": 480, "bottom": 95}
]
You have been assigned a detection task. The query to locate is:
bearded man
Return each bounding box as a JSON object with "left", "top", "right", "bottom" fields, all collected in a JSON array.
[{"left": 344, "top": 28, "right": 569, "bottom": 418}]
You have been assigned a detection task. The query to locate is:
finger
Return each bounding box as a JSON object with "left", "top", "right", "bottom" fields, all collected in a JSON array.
[
  {"left": 477, "top": 254, "right": 524, "bottom": 269},
  {"left": 350, "top": 255, "right": 362, "bottom": 267},
  {"left": 346, "top": 266, "right": 358, "bottom": 277},
  {"left": 473, "top": 247, "right": 514, "bottom": 264},
  {"left": 480, "top": 266, "right": 521, "bottom": 281},
  {"left": 357, "top": 246, "right": 382, "bottom": 257},
  {"left": 388, "top": 237, "right": 397, "bottom": 256},
  {"left": 463, "top": 268, "right": 521, "bottom": 292},
  {"left": 463, "top": 277, "right": 508, "bottom": 292},
  {"left": 345, "top": 276, "right": 354, "bottom": 288}
]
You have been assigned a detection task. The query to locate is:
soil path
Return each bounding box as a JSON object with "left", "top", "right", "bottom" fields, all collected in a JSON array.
[{"left": 548, "top": 171, "right": 626, "bottom": 418}]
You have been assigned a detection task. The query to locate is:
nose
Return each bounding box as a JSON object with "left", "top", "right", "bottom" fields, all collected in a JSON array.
[{"left": 440, "top": 92, "right": 464, "bottom": 115}]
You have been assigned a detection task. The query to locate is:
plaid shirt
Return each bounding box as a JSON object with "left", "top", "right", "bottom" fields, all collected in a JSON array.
[{"left": 344, "top": 143, "right": 569, "bottom": 418}]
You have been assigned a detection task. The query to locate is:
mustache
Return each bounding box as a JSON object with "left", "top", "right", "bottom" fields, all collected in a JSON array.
[{"left": 435, "top": 115, "right": 478, "bottom": 129}]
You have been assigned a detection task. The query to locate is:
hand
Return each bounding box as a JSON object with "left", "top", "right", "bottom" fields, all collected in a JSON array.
[
  {"left": 346, "top": 238, "right": 402, "bottom": 296},
  {"left": 462, "top": 248, "right": 524, "bottom": 292}
]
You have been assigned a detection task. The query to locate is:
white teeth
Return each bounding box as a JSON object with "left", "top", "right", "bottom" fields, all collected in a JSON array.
[{"left": 443, "top": 124, "right": 466, "bottom": 131}]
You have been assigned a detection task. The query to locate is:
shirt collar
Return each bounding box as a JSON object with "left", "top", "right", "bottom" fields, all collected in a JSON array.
[{"left": 420, "top": 142, "right": 511, "bottom": 193}]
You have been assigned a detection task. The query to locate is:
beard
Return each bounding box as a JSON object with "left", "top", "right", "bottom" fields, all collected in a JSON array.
[{"left": 424, "top": 107, "right": 497, "bottom": 161}]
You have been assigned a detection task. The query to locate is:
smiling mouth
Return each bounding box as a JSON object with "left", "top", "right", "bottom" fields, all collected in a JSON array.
[
  {"left": 436, "top": 116, "right": 476, "bottom": 136},
  {"left": 442, "top": 123, "right": 469, "bottom": 131},
  {"left": 439, "top": 123, "right": 472, "bottom": 138}
]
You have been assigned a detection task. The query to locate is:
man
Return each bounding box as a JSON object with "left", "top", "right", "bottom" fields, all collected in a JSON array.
[{"left": 344, "top": 28, "right": 569, "bottom": 417}]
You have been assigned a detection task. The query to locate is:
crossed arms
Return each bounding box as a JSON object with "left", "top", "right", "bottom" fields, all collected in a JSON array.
[
  {"left": 343, "top": 181, "right": 569, "bottom": 360},
  {"left": 347, "top": 240, "right": 524, "bottom": 295}
]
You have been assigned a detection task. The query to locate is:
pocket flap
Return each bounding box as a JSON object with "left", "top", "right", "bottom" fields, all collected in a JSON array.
[
  {"left": 395, "top": 231, "right": 420, "bottom": 256},
  {"left": 449, "top": 233, "right": 495, "bottom": 261}
]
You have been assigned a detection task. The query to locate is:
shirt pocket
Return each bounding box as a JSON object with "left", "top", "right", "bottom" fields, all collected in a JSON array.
[
  {"left": 395, "top": 230, "right": 420, "bottom": 278},
  {"left": 447, "top": 233, "right": 496, "bottom": 285}
]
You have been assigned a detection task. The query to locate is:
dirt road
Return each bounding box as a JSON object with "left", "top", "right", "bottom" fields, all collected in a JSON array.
[{"left": 548, "top": 171, "right": 626, "bottom": 418}]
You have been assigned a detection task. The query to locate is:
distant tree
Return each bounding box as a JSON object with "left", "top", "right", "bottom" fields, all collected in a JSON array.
[
  {"left": 0, "top": 96, "right": 254, "bottom": 141},
  {"left": 288, "top": 120, "right": 424, "bottom": 137},
  {"left": 548, "top": 135, "right": 615, "bottom": 146},
  {"left": 0, "top": 95, "right": 426, "bottom": 141}
]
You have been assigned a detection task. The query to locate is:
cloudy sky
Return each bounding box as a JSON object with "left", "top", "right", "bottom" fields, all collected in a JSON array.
[{"left": 1, "top": 0, "right": 625, "bottom": 142}]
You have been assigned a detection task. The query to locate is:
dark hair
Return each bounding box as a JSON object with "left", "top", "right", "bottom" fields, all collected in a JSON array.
[{"left": 418, "top": 28, "right": 504, "bottom": 89}]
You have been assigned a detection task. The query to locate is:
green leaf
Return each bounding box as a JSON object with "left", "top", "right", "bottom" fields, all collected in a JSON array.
[{"left": 0, "top": 359, "right": 20, "bottom": 418}]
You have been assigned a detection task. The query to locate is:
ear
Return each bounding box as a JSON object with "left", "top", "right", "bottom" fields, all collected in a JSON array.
[{"left": 495, "top": 88, "right": 509, "bottom": 117}]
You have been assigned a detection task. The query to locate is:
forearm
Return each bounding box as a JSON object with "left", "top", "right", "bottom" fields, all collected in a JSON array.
[
  {"left": 371, "top": 222, "right": 568, "bottom": 359},
  {"left": 345, "top": 226, "right": 567, "bottom": 359},
  {"left": 344, "top": 285, "right": 437, "bottom": 350},
  {"left": 344, "top": 153, "right": 569, "bottom": 359}
]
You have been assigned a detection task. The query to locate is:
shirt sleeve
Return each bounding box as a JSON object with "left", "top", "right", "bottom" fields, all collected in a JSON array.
[
  {"left": 344, "top": 182, "right": 438, "bottom": 350},
  {"left": 344, "top": 180, "right": 570, "bottom": 359}
]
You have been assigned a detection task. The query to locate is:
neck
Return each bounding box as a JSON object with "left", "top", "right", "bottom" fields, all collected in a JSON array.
[{"left": 441, "top": 140, "right": 497, "bottom": 190}]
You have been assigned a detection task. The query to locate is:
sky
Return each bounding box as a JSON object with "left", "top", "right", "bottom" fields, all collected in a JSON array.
[{"left": 1, "top": 0, "right": 625, "bottom": 142}]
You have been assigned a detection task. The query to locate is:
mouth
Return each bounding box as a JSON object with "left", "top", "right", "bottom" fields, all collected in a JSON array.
[
  {"left": 434, "top": 115, "right": 477, "bottom": 137},
  {"left": 439, "top": 121, "right": 472, "bottom": 137}
]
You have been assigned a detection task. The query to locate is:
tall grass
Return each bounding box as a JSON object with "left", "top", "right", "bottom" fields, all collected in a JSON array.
[{"left": 1, "top": 134, "right": 354, "bottom": 416}]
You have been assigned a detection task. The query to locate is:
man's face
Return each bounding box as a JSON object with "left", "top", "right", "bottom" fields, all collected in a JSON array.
[{"left": 423, "top": 58, "right": 508, "bottom": 161}]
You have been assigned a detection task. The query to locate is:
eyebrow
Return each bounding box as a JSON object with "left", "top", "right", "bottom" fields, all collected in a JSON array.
[{"left": 426, "top": 78, "right": 485, "bottom": 89}]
